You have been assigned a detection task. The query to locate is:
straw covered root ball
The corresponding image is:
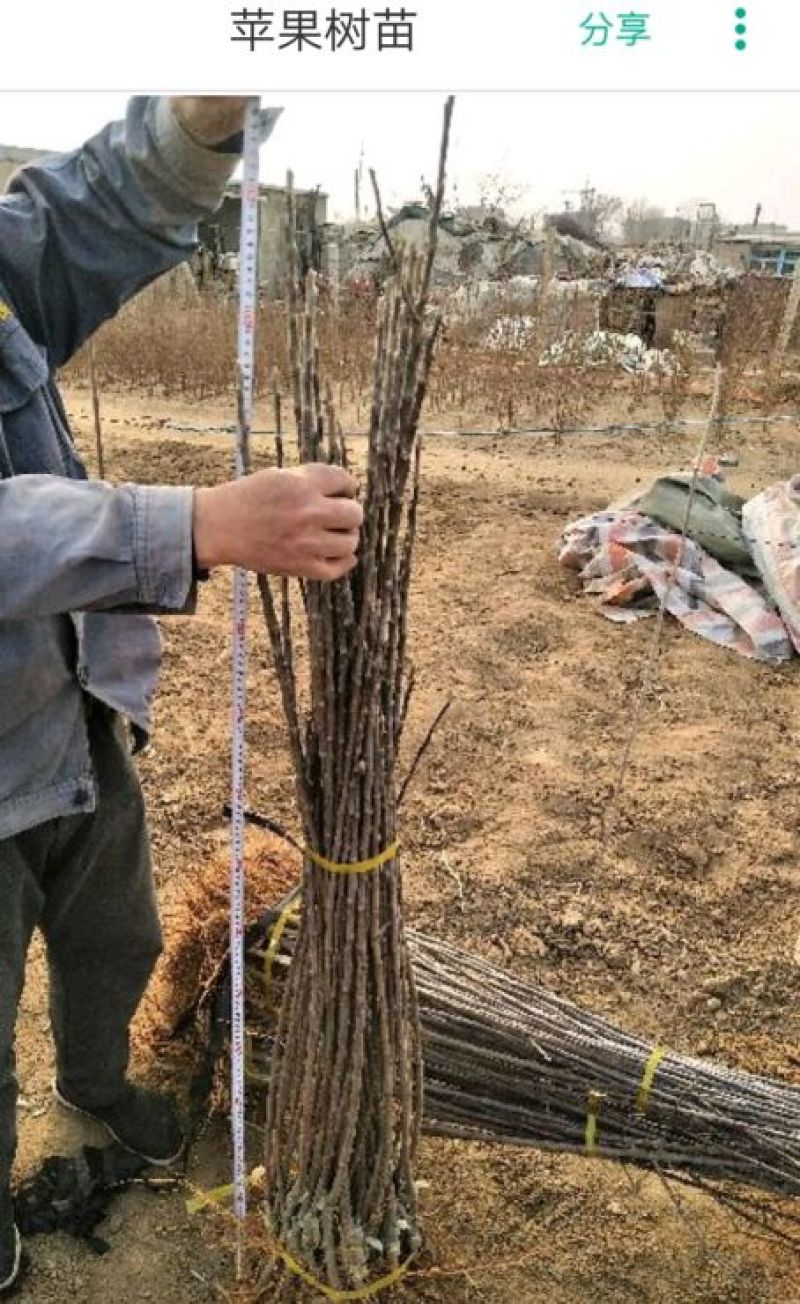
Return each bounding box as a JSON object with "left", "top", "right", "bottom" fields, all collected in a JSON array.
[{"left": 134, "top": 833, "right": 299, "bottom": 1097}]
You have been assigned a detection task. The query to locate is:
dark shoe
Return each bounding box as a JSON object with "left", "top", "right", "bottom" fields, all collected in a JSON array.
[
  {"left": 54, "top": 1082, "right": 185, "bottom": 1168},
  {"left": 0, "top": 1188, "right": 21, "bottom": 1297}
]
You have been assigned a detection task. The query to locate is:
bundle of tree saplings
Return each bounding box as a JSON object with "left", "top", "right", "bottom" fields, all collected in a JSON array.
[
  {"left": 245, "top": 911, "right": 800, "bottom": 1208},
  {"left": 255, "top": 100, "right": 454, "bottom": 1296}
]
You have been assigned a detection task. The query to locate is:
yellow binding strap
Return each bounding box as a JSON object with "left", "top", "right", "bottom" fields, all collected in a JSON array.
[
  {"left": 304, "top": 841, "right": 399, "bottom": 876},
  {"left": 186, "top": 1166, "right": 264, "bottom": 1215},
  {"left": 585, "top": 1090, "right": 603, "bottom": 1156},
  {"left": 263, "top": 900, "right": 302, "bottom": 1008},
  {"left": 636, "top": 1045, "right": 667, "bottom": 1115},
  {"left": 276, "top": 1245, "right": 413, "bottom": 1301}
]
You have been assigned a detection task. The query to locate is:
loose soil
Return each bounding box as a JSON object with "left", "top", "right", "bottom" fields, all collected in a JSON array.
[{"left": 12, "top": 385, "right": 800, "bottom": 1302}]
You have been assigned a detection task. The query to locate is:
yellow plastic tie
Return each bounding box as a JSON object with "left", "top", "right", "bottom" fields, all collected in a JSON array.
[
  {"left": 636, "top": 1045, "right": 667, "bottom": 1115},
  {"left": 585, "top": 1090, "right": 603, "bottom": 1156},
  {"left": 263, "top": 900, "right": 302, "bottom": 1008},
  {"left": 186, "top": 1166, "right": 264, "bottom": 1215},
  {"left": 244, "top": 1032, "right": 271, "bottom": 1086},
  {"left": 276, "top": 1244, "right": 413, "bottom": 1301},
  {"left": 0, "top": 302, "right": 12, "bottom": 322},
  {"left": 304, "top": 841, "right": 399, "bottom": 876}
]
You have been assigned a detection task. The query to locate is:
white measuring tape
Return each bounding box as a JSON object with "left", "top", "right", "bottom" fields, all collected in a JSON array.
[{"left": 230, "top": 97, "right": 262, "bottom": 1269}]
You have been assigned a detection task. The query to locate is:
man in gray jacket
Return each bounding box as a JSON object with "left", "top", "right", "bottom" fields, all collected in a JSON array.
[{"left": 0, "top": 96, "right": 362, "bottom": 1293}]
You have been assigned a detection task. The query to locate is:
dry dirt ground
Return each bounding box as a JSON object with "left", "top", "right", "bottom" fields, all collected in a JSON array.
[{"left": 12, "top": 384, "right": 800, "bottom": 1302}]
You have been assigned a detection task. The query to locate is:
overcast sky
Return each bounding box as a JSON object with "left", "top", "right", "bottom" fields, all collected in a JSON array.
[{"left": 1, "top": 92, "right": 798, "bottom": 229}]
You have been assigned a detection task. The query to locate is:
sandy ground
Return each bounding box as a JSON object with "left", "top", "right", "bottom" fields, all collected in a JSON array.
[{"left": 10, "top": 383, "right": 800, "bottom": 1302}]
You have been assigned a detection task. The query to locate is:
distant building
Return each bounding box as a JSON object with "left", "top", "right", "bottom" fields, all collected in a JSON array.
[
  {"left": 198, "top": 183, "right": 329, "bottom": 299},
  {"left": 0, "top": 144, "right": 50, "bottom": 193},
  {"left": 714, "top": 233, "right": 800, "bottom": 278},
  {"left": 726, "top": 222, "right": 788, "bottom": 238}
]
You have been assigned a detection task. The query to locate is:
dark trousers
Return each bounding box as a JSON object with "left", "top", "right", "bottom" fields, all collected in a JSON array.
[{"left": 0, "top": 703, "right": 162, "bottom": 1191}]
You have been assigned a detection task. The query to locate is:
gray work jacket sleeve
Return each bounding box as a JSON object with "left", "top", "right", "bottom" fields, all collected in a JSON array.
[
  {"left": 0, "top": 97, "right": 248, "bottom": 366},
  {"left": 0, "top": 476, "right": 194, "bottom": 619},
  {"left": 0, "top": 98, "right": 278, "bottom": 619}
]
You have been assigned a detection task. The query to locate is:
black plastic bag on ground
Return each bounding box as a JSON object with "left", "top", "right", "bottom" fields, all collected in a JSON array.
[{"left": 13, "top": 1144, "right": 149, "bottom": 1254}]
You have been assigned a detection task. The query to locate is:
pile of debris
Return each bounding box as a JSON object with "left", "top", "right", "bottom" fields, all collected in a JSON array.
[
  {"left": 614, "top": 247, "right": 739, "bottom": 292},
  {"left": 340, "top": 203, "right": 606, "bottom": 295},
  {"left": 340, "top": 209, "right": 739, "bottom": 301},
  {"left": 457, "top": 273, "right": 606, "bottom": 323},
  {"left": 539, "top": 328, "right": 677, "bottom": 374}
]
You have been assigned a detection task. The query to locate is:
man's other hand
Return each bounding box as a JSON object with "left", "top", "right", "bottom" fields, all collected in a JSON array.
[
  {"left": 193, "top": 465, "right": 364, "bottom": 582},
  {"left": 170, "top": 97, "right": 251, "bottom": 147}
]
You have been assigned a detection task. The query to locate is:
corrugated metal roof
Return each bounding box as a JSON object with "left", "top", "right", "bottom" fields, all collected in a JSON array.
[{"left": 719, "top": 233, "right": 800, "bottom": 246}]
